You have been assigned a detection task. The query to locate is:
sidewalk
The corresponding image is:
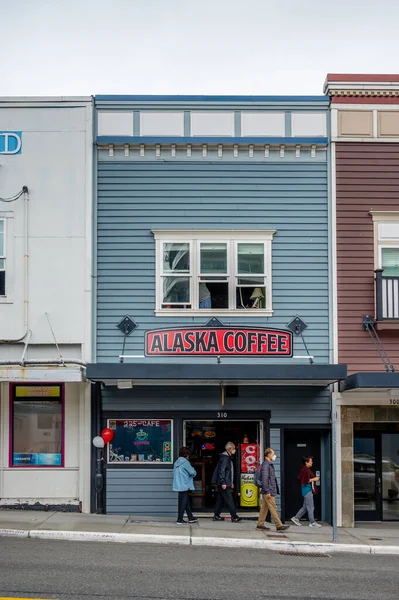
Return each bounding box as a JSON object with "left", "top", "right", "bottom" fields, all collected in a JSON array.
[{"left": 0, "top": 510, "right": 398, "bottom": 555}]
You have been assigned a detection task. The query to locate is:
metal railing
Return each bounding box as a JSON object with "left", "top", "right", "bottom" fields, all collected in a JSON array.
[{"left": 375, "top": 269, "right": 399, "bottom": 320}]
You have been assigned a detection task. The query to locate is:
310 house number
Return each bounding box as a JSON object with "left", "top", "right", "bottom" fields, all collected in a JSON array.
[{"left": 217, "top": 412, "right": 228, "bottom": 418}]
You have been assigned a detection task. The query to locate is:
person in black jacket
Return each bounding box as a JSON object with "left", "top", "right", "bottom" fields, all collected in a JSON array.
[{"left": 212, "top": 442, "right": 242, "bottom": 523}]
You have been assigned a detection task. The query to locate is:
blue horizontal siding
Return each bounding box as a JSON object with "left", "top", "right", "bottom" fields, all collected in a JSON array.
[
  {"left": 106, "top": 469, "right": 175, "bottom": 516},
  {"left": 96, "top": 161, "right": 329, "bottom": 362},
  {"left": 101, "top": 386, "right": 331, "bottom": 425}
]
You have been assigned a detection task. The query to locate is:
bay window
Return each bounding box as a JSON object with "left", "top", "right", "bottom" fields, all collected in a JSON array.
[{"left": 154, "top": 230, "right": 275, "bottom": 315}]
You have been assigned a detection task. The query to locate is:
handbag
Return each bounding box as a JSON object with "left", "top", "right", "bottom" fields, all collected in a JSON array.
[{"left": 254, "top": 465, "right": 262, "bottom": 488}]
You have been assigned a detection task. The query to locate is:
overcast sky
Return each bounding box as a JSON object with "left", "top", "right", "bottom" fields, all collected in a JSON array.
[{"left": 2, "top": 0, "right": 399, "bottom": 96}]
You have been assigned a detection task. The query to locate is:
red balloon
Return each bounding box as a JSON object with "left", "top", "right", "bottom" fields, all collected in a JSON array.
[{"left": 101, "top": 428, "right": 114, "bottom": 444}]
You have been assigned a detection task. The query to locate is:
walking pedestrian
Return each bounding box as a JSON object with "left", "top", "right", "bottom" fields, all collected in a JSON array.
[
  {"left": 212, "top": 442, "right": 242, "bottom": 523},
  {"left": 256, "top": 447, "right": 289, "bottom": 531},
  {"left": 173, "top": 447, "right": 198, "bottom": 525},
  {"left": 291, "top": 456, "right": 322, "bottom": 528}
]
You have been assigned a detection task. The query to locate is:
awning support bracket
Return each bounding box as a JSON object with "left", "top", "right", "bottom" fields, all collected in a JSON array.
[
  {"left": 363, "top": 315, "right": 395, "bottom": 372},
  {"left": 287, "top": 316, "right": 314, "bottom": 365}
]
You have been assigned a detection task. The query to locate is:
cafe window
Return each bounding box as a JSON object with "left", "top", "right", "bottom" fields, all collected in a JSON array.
[
  {"left": 107, "top": 419, "right": 173, "bottom": 464},
  {"left": 154, "top": 230, "right": 275, "bottom": 316},
  {"left": 11, "top": 385, "right": 63, "bottom": 467}
]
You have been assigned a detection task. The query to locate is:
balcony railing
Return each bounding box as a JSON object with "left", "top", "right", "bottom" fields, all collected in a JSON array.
[{"left": 375, "top": 269, "right": 399, "bottom": 321}]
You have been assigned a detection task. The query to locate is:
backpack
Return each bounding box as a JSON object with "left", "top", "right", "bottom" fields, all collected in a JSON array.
[{"left": 254, "top": 464, "right": 262, "bottom": 488}]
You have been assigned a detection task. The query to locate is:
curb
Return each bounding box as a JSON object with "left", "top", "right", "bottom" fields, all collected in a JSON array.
[{"left": 0, "top": 528, "right": 399, "bottom": 555}]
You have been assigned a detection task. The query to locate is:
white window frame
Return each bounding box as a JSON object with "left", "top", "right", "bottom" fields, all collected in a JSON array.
[
  {"left": 370, "top": 211, "right": 399, "bottom": 273},
  {"left": 153, "top": 229, "right": 275, "bottom": 317},
  {"left": 0, "top": 212, "right": 14, "bottom": 303}
]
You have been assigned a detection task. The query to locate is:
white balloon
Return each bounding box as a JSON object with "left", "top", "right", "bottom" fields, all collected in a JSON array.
[{"left": 93, "top": 436, "right": 105, "bottom": 448}]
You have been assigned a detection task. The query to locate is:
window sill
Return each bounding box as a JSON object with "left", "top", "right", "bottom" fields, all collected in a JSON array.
[
  {"left": 155, "top": 309, "right": 273, "bottom": 318},
  {"left": 0, "top": 296, "right": 13, "bottom": 304}
]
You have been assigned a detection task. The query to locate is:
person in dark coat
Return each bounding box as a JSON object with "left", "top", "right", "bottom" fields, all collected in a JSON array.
[
  {"left": 256, "top": 447, "right": 289, "bottom": 531},
  {"left": 212, "top": 442, "right": 242, "bottom": 523}
]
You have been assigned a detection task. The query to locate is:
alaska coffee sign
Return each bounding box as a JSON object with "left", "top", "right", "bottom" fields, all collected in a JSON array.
[{"left": 145, "top": 325, "right": 293, "bottom": 357}]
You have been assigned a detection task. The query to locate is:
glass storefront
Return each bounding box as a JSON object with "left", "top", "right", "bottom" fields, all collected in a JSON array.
[{"left": 354, "top": 423, "right": 399, "bottom": 521}]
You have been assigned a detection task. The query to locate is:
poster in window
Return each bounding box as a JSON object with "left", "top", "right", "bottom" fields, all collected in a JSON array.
[
  {"left": 107, "top": 419, "right": 173, "bottom": 464},
  {"left": 12, "top": 385, "right": 63, "bottom": 467}
]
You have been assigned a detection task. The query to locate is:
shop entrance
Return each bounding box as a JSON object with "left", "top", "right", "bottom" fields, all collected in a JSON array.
[
  {"left": 354, "top": 423, "right": 399, "bottom": 521},
  {"left": 283, "top": 430, "right": 322, "bottom": 522},
  {"left": 183, "top": 419, "right": 264, "bottom": 512}
]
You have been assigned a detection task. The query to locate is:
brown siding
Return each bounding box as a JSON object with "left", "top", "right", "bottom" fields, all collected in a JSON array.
[{"left": 336, "top": 143, "right": 399, "bottom": 373}]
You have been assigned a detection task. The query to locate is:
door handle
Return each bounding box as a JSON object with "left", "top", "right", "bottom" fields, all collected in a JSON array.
[{"left": 377, "top": 477, "right": 382, "bottom": 493}]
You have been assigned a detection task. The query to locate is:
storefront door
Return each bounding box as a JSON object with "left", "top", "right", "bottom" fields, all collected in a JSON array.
[
  {"left": 183, "top": 419, "right": 264, "bottom": 511},
  {"left": 354, "top": 425, "right": 399, "bottom": 521},
  {"left": 283, "top": 430, "right": 322, "bottom": 522}
]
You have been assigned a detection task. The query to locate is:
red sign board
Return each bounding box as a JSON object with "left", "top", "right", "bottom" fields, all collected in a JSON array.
[
  {"left": 241, "top": 443, "right": 260, "bottom": 474},
  {"left": 145, "top": 326, "right": 293, "bottom": 357}
]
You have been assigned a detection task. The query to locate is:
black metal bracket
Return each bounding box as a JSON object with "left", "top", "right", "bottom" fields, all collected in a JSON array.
[
  {"left": 286, "top": 315, "right": 314, "bottom": 364},
  {"left": 116, "top": 316, "right": 137, "bottom": 363},
  {"left": 362, "top": 315, "right": 395, "bottom": 372}
]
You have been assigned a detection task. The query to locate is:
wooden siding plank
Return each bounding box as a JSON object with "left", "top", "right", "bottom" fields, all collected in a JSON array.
[
  {"left": 96, "top": 161, "right": 329, "bottom": 363},
  {"left": 336, "top": 142, "right": 399, "bottom": 372}
]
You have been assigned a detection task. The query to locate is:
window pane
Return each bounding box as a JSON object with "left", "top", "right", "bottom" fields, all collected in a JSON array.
[
  {"left": 0, "top": 270, "right": 4, "bottom": 296},
  {"left": 382, "top": 247, "right": 399, "bottom": 277},
  {"left": 13, "top": 400, "right": 62, "bottom": 466},
  {"left": 237, "top": 276, "right": 265, "bottom": 286},
  {"left": 199, "top": 282, "right": 228, "bottom": 309},
  {"left": 108, "top": 419, "right": 173, "bottom": 464},
  {"left": 0, "top": 221, "right": 4, "bottom": 256},
  {"left": 163, "top": 243, "right": 190, "bottom": 273},
  {"left": 236, "top": 286, "right": 266, "bottom": 309},
  {"left": 200, "top": 243, "right": 227, "bottom": 274},
  {"left": 237, "top": 243, "right": 264, "bottom": 274},
  {"left": 163, "top": 276, "right": 190, "bottom": 303}
]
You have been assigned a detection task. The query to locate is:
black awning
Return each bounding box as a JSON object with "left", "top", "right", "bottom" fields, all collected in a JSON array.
[
  {"left": 86, "top": 362, "right": 347, "bottom": 386},
  {"left": 342, "top": 371, "right": 399, "bottom": 392}
]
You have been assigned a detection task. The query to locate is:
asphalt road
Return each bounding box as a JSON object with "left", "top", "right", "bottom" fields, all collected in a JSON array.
[{"left": 0, "top": 538, "right": 398, "bottom": 600}]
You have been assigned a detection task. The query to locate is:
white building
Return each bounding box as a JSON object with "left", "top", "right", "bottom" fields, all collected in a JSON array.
[{"left": 0, "top": 97, "right": 93, "bottom": 512}]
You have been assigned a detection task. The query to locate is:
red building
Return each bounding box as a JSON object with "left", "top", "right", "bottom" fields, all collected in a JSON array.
[{"left": 326, "top": 74, "right": 399, "bottom": 526}]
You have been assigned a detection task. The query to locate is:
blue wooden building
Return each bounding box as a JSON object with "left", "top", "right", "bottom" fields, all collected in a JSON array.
[{"left": 87, "top": 95, "right": 346, "bottom": 522}]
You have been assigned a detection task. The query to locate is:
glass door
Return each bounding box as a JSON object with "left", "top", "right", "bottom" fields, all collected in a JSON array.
[
  {"left": 354, "top": 434, "right": 381, "bottom": 521},
  {"left": 354, "top": 427, "right": 399, "bottom": 522},
  {"left": 381, "top": 433, "right": 399, "bottom": 520}
]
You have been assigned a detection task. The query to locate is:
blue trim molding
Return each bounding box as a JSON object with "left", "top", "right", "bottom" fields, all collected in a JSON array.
[{"left": 97, "top": 135, "right": 328, "bottom": 146}]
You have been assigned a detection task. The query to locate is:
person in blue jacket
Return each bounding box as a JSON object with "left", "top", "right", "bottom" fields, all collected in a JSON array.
[{"left": 173, "top": 446, "right": 198, "bottom": 524}]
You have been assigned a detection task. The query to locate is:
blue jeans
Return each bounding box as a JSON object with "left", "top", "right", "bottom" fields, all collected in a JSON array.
[
  {"left": 199, "top": 297, "right": 211, "bottom": 309},
  {"left": 295, "top": 491, "right": 315, "bottom": 524},
  {"left": 178, "top": 491, "right": 194, "bottom": 521}
]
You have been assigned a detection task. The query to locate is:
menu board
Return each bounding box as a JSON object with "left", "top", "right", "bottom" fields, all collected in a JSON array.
[{"left": 107, "top": 419, "right": 173, "bottom": 464}]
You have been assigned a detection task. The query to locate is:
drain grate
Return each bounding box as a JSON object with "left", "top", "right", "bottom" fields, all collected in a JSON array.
[
  {"left": 267, "top": 533, "right": 288, "bottom": 539},
  {"left": 278, "top": 551, "right": 330, "bottom": 557},
  {"left": 369, "top": 537, "right": 383, "bottom": 541}
]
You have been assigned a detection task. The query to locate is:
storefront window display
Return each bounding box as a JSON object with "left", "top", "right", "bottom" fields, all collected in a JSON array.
[
  {"left": 11, "top": 384, "right": 63, "bottom": 467},
  {"left": 107, "top": 419, "right": 173, "bottom": 464}
]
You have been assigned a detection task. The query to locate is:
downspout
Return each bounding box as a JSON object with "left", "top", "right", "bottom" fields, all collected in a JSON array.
[{"left": 0, "top": 186, "right": 29, "bottom": 343}]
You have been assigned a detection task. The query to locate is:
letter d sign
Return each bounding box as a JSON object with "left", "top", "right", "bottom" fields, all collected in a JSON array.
[{"left": 0, "top": 132, "right": 22, "bottom": 155}]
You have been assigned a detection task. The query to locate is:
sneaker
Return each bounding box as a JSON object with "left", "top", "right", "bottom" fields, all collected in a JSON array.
[
  {"left": 291, "top": 517, "right": 301, "bottom": 526},
  {"left": 276, "top": 525, "right": 290, "bottom": 531},
  {"left": 176, "top": 520, "right": 188, "bottom": 525},
  {"left": 256, "top": 524, "right": 270, "bottom": 531},
  {"left": 309, "top": 522, "right": 322, "bottom": 528},
  {"left": 188, "top": 518, "right": 198, "bottom": 524},
  {"left": 231, "top": 516, "right": 243, "bottom": 523},
  {"left": 212, "top": 515, "right": 225, "bottom": 521}
]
